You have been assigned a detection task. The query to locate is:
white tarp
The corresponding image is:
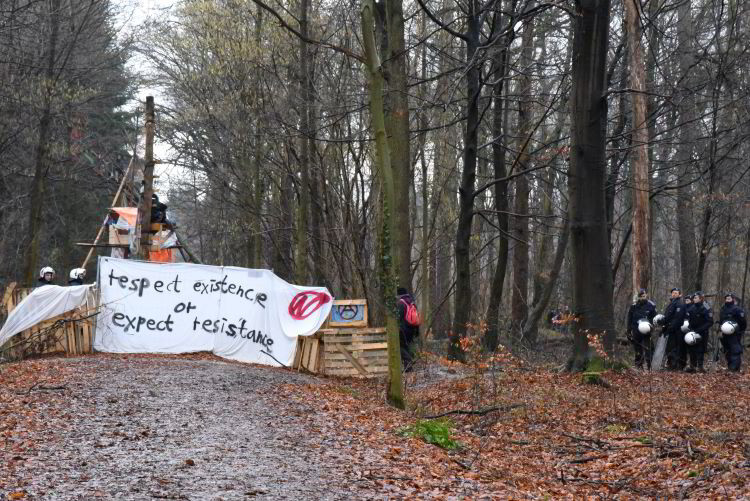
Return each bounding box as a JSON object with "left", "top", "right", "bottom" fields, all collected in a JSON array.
[
  {"left": 95, "top": 257, "right": 333, "bottom": 366},
  {"left": 0, "top": 285, "right": 93, "bottom": 346}
]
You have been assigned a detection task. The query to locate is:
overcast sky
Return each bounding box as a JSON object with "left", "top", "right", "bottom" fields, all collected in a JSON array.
[{"left": 118, "top": 0, "right": 180, "bottom": 199}]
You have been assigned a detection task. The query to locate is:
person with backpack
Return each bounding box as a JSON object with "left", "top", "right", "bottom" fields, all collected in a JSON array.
[{"left": 397, "top": 286, "right": 420, "bottom": 371}]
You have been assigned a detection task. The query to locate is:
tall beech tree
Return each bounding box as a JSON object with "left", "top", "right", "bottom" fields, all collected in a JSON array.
[{"left": 567, "top": 0, "right": 616, "bottom": 369}]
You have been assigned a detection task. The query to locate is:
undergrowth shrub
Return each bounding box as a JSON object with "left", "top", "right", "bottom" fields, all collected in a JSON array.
[{"left": 398, "top": 418, "right": 460, "bottom": 450}]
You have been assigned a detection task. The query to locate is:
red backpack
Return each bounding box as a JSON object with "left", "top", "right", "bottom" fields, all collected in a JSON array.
[{"left": 400, "top": 299, "right": 421, "bottom": 327}]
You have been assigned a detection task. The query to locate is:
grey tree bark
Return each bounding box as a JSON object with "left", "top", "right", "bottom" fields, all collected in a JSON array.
[{"left": 567, "top": 0, "right": 616, "bottom": 370}]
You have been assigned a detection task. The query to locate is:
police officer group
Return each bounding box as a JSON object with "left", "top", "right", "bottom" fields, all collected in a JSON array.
[
  {"left": 627, "top": 288, "right": 745, "bottom": 372},
  {"left": 37, "top": 266, "right": 86, "bottom": 287}
]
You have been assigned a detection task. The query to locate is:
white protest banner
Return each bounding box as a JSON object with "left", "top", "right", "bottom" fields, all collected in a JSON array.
[{"left": 95, "top": 257, "right": 333, "bottom": 366}]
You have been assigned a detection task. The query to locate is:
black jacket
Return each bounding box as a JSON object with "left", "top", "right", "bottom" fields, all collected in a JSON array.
[
  {"left": 663, "top": 297, "right": 686, "bottom": 333},
  {"left": 687, "top": 301, "right": 713, "bottom": 334},
  {"left": 36, "top": 277, "right": 53, "bottom": 288},
  {"left": 719, "top": 303, "right": 746, "bottom": 334},
  {"left": 627, "top": 299, "right": 657, "bottom": 334},
  {"left": 397, "top": 293, "right": 419, "bottom": 338}
]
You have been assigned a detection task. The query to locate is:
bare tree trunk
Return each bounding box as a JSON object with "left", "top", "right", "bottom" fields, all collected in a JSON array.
[
  {"left": 523, "top": 219, "right": 569, "bottom": 343},
  {"left": 695, "top": 89, "right": 720, "bottom": 291},
  {"left": 361, "top": 0, "right": 404, "bottom": 408},
  {"left": 531, "top": 168, "right": 554, "bottom": 306},
  {"left": 606, "top": 43, "right": 627, "bottom": 251},
  {"left": 295, "top": 0, "right": 311, "bottom": 284},
  {"left": 418, "top": 10, "right": 431, "bottom": 337},
  {"left": 273, "top": 164, "right": 295, "bottom": 281},
  {"left": 624, "top": 0, "right": 650, "bottom": 293},
  {"left": 383, "top": 0, "right": 412, "bottom": 291},
  {"left": 716, "top": 218, "right": 731, "bottom": 298},
  {"left": 449, "top": 0, "right": 480, "bottom": 361},
  {"left": 483, "top": 0, "right": 514, "bottom": 351},
  {"left": 567, "top": 0, "right": 615, "bottom": 370},
  {"left": 23, "top": 0, "right": 61, "bottom": 286},
  {"left": 510, "top": 16, "right": 534, "bottom": 343},
  {"left": 742, "top": 225, "right": 750, "bottom": 305}
]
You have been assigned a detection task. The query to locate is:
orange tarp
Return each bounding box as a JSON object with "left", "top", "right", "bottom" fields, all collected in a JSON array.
[{"left": 110, "top": 207, "right": 175, "bottom": 263}]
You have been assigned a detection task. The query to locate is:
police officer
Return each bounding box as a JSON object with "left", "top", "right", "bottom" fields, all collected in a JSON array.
[
  {"left": 37, "top": 266, "right": 55, "bottom": 287},
  {"left": 662, "top": 288, "right": 686, "bottom": 370},
  {"left": 718, "top": 293, "right": 746, "bottom": 372},
  {"left": 627, "top": 289, "right": 657, "bottom": 370},
  {"left": 678, "top": 294, "right": 694, "bottom": 370},
  {"left": 686, "top": 291, "right": 712, "bottom": 372},
  {"left": 68, "top": 268, "right": 86, "bottom": 286}
]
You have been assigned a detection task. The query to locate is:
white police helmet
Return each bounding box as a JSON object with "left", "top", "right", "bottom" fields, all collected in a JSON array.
[
  {"left": 69, "top": 268, "right": 86, "bottom": 281},
  {"left": 684, "top": 331, "right": 701, "bottom": 345},
  {"left": 653, "top": 314, "right": 665, "bottom": 325},
  {"left": 39, "top": 266, "right": 55, "bottom": 278},
  {"left": 720, "top": 321, "right": 737, "bottom": 336},
  {"left": 637, "top": 321, "right": 652, "bottom": 334},
  {"left": 681, "top": 320, "right": 690, "bottom": 333}
]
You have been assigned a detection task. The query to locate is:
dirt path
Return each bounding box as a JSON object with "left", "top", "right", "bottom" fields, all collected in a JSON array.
[{"left": 2, "top": 356, "right": 376, "bottom": 500}]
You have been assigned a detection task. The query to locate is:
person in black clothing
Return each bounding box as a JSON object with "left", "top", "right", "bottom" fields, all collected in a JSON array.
[
  {"left": 662, "top": 288, "right": 686, "bottom": 370},
  {"left": 718, "top": 293, "right": 746, "bottom": 372},
  {"left": 396, "top": 286, "right": 419, "bottom": 371},
  {"left": 678, "top": 293, "right": 694, "bottom": 369},
  {"left": 686, "top": 291, "right": 712, "bottom": 372},
  {"left": 627, "top": 289, "right": 657, "bottom": 370},
  {"left": 68, "top": 268, "right": 86, "bottom": 286},
  {"left": 37, "top": 266, "right": 55, "bottom": 287}
]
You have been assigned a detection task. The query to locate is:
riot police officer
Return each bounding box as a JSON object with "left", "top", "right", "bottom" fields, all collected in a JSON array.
[
  {"left": 37, "top": 266, "right": 55, "bottom": 287},
  {"left": 686, "top": 291, "right": 712, "bottom": 372},
  {"left": 627, "top": 289, "right": 657, "bottom": 370},
  {"left": 68, "top": 268, "right": 86, "bottom": 286},
  {"left": 662, "top": 288, "right": 686, "bottom": 370},
  {"left": 678, "top": 294, "right": 695, "bottom": 370},
  {"left": 718, "top": 293, "right": 746, "bottom": 372}
]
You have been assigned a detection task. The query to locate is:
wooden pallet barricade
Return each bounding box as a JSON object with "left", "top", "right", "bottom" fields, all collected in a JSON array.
[
  {"left": 0, "top": 283, "right": 97, "bottom": 361},
  {"left": 320, "top": 327, "right": 387, "bottom": 377},
  {"left": 293, "top": 327, "right": 388, "bottom": 377},
  {"left": 293, "top": 298, "right": 387, "bottom": 377}
]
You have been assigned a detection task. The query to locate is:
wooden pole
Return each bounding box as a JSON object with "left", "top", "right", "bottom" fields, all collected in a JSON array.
[
  {"left": 137, "top": 96, "right": 155, "bottom": 261},
  {"left": 80, "top": 156, "right": 136, "bottom": 270}
]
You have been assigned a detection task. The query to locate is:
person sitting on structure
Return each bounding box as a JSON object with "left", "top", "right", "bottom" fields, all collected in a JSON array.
[
  {"left": 139, "top": 181, "right": 173, "bottom": 228},
  {"left": 37, "top": 266, "right": 55, "bottom": 287},
  {"left": 68, "top": 268, "right": 86, "bottom": 286},
  {"left": 150, "top": 193, "right": 175, "bottom": 229}
]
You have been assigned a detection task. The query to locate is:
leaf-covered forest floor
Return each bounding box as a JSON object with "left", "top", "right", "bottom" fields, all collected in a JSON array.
[{"left": 1, "top": 348, "right": 749, "bottom": 500}]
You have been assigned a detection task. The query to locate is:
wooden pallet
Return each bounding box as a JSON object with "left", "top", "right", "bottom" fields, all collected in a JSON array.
[
  {"left": 292, "top": 327, "right": 388, "bottom": 377},
  {"left": 0, "top": 283, "right": 97, "bottom": 360},
  {"left": 293, "top": 332, "right": 324, "bottom": 373},
  {"left": 322, "top": 327, "right": 388, "bottom": 377}
]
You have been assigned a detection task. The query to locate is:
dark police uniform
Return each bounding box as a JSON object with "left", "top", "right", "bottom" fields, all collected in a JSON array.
[
  {"left": 627, "top": 298, "right": 657, "bottom": 369},
  {"left": 686, "top": 299, "right": 712, "bottom": 371},
  {"left": 663, "top": 297, "right": 686, "bottom": 370},
  {"left": 719, "top": 299, "right": 746, "bottom": 372}
]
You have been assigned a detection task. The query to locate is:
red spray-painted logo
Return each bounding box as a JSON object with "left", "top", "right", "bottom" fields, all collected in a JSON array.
[{"left": 289, "top": 291, "right": 331, "bottom": 320}]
